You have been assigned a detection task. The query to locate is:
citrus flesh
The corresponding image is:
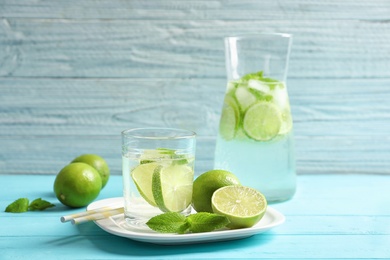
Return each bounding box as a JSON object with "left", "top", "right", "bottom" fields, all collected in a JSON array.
[
  {"left": 72, "top": 154, "right": 110, "bottom": 188},
  {"left": 211, "top": 185, "right": 267, "bottom": 229},
  {"left": 243, "top": 102, "right": 282, "bottom": 141},
  {"left": 219, "top": 96, "right": 240, "bottom": 141},
  {"left": 131, "top": 162, "right": 159, "bottom": 207},
  {"left": 54, "top": 162, "right": 102, "bottom": 208},
  {"left": 219, "top": 71, "right": 294, "bottom": 142},
  {"left": 192, "top": 170, "right": 240, "bottom": 213},
  {"left": 152, "top": 164, "right": 194, "bottom": 212}
]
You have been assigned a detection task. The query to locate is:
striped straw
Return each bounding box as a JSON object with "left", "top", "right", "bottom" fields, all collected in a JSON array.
[{"left": 61, "top": 206, "right": 124, "bottom": 225}]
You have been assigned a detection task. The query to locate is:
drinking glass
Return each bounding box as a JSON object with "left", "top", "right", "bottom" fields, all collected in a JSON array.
[
  {"left": 214, "top": 33, "right": 296, "bottom": 202},
  {"left": 122, "top": 127, "right": 196, "bottom": 228}
]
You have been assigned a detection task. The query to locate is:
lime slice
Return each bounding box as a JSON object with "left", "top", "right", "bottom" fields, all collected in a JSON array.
[
  {"left": 211, "top": 186, "right": 267, "bottom": 229},
  {"left": 152, "top": 164, "right": 194, "bottom": 212},
  {"left": 219, "top": 96, "right": 240, "bottom": 140},
  {"left": 243, "top": 102, "right": 282, "bottom": 141},
  {"left": 131, "top": 162, "right": 159, "bottom": 207},
  {"left": 279, "top": 108, "right": 293, "bottom": 135},
  {"left": 139, "top": 149, "right": 173, "bottom": 164}
]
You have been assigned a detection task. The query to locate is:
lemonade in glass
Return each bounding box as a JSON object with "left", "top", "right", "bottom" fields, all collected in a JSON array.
[
  {"left": 122, "top": 128, "right": 196, "bottom": 228},
  {"left": 214, "top": 33, "right": 296, "bottom": 202}
]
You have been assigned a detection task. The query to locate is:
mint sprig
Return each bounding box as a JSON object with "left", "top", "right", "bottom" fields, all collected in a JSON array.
[
  {"left": 146, "top": 212, "right": 230, "bottom": 234},
  {"left": 5, "top": 198, "right": 55, "bottom": 213}
]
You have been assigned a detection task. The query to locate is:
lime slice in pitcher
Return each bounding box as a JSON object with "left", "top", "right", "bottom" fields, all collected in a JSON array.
[
  {"left": 279, "top": 108, "right": 293, "bottom": 135},
  {"left": 243, "top": 102, "right": 282, "bottom": 141},
  {"left": 219, "top": 96, "right": 240, "bottom": 140},
  {"left": 152, "top": 164, "right": 193, "bottom": 212}
]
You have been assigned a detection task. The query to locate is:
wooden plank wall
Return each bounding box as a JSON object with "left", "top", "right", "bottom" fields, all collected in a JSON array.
[{"left": 1, "top": 0, "right": 390, "bottom": 176}]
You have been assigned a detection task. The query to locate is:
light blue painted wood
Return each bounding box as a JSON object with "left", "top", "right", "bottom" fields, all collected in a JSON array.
[
  {"left": 1, "top": 174, "right": 390, "bottom": 259},
  {"left": 0, "top": 0, "right": 390, "bottom": 176},
  {"left": 1, "top": 0, "right": 390, "bottom": 20},
  {"left": 1, "top": 18, "right": 390, "bottom": 78},
  {"left": 1, "top": 78, "right": 390, "bottom": 175}
]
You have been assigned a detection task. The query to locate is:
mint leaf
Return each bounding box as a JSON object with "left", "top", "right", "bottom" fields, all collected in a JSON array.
[
  {"left": 242, "top": 71, "right": 264, "bottom": 81},
  {"left": 177, "top": 221, "right": 191, "bottom": 234},
  {"left": 187, "top": 213, "right": 230, "bottom": 233},
  {"left": 5, "top": 198, "right": 29, "bottom": 213},
  {"left": 146, "top": 212, "right": 230, "bottom": 234},
  {"left": 28, "top": 198, "right": 55, "bottom": 211},
  {"left": 146, "top": 212, "right": 186, "bottom": 233}
]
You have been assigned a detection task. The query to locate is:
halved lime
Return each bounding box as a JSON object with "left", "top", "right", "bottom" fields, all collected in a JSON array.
[
  {"left": 243, "top": 102, "right": 282, "bottom": 141},
  {"left": 211, "top": 185, "right": 267, "bottom": 229},
  {"left": 192, "top": 169, "right": 241, "bottom": 213},
  {"left": 131, "top": 162, "right": 159, "bottom": 207},
  {"left": 152, "top": 164, "right": 194, "bottom": 212},
  {"left": 219, "top": 96, "right": 240, "bottom": 140}
]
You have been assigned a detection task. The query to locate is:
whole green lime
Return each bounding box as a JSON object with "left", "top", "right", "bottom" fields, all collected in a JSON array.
[
  {"left": 192, "top": 169, "right": 240, "bottom": 213},
  {"left": 54, "top": 162, "right": 102, "bottom": 208},
  {"left": 71, "top": 154, "right": 110, "bottom": 188}
]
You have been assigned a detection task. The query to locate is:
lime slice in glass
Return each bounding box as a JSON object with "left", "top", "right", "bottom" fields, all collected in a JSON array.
[
  {"left": 152, "top": 164, "right": 194, "bottom": 212},
  {"left": 131, "top": 162, "right": 159, "bottom": 207},
  {"left": 211, "top": 185, "right": 267, "bottom": 229},
  {"left": 243, "top": 102, "right": 282, "bottom": 141},
  {"left": 219, "top": 96, "right": 240, "bottom": 141},
  {"left": 139, "top": 149, "right": 173, "bottom": 164}
]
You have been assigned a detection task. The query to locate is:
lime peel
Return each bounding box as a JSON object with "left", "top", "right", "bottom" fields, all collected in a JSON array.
[{"left": 152, "top": 164, "right": 194, "bottom": 213}]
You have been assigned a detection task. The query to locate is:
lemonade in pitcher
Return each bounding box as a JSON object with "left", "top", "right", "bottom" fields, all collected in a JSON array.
[{"left": 214, "top": 34, "right": 296, "bottom": 202}]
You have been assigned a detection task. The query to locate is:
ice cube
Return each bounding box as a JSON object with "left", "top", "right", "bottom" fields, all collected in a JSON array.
[
  {"left": 248, "top": 79, "right": 271, "bottom": 94},
  {"left": 272, "top": 86, "right": 288, "bottom": 110}
]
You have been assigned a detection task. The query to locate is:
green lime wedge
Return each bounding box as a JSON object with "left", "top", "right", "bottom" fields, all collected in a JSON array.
[
  {"left": 219, "top": 96, "right": 240, "bottom": 141},
  {"left": 211, "top": 185, "right": 267, "bottom": 229},
  {"left": 152, "top": 164, "right": 194, "bottom": 213},
  {"left": 131, "top": 162, "right": 159, "bottom": 207},
  {"left": 243, "top": 102, "right": 282, "bottom": 141}
]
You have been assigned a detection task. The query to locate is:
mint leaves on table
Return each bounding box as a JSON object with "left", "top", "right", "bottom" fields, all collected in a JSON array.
[
  {"left": 5, "top": 198, "right": 30, "bottom": 213},
  {"left": 5, "top": 198, "right": 55, "bottom": 213},
  {"left": 146, "top": 212, "right": 230, "bottom": 234},
  {"left": 28, "top": 198, "right": 55, "bottom": 211}
]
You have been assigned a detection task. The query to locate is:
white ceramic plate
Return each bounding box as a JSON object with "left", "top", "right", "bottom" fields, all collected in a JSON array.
[{"left": 87, "top": 197, "right": 285, "bottom": 245}]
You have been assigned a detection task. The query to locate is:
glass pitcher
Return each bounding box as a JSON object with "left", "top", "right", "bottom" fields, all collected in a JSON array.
[{"left": 214, "top": 33, "right": 296, "bottom": 202}]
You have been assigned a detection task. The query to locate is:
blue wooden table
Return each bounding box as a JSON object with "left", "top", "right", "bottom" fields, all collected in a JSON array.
[{"left": 1, "top": 174, "right": 389, "bottom": 259}]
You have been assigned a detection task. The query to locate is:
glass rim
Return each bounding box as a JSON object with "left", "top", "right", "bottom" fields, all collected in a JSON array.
[
  {"left": 121, "top": 127, "right": 196, "bottom": 140},
  {"left": 224, "top": 32, "right": 292, "bottom": 41}
]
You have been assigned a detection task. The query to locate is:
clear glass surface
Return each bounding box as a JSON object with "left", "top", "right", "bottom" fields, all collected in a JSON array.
[{"left": 122, "top": 127, "right": 196, "bottom": 229}]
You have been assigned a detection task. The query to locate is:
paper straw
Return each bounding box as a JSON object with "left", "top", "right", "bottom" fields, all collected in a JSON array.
[
  {"left": 71, "top": 207, "right": 124, "bottom": 224},
  {"left": 61, "top": 206, "right": 124, "bottom": 224}
]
